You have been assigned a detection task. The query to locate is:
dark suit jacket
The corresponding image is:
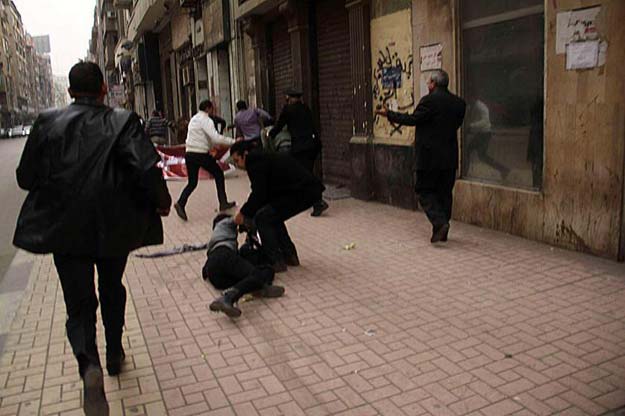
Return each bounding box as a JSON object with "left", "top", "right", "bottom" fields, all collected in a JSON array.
[
  {"left": 240, "top": 150, "right": 324, "bottom": 218},
  {"left": 14, "top": 98, "right": 171, "bottom": 257},
  {"left": 388, "top": 88, "right": 466, "bottom": 171},
  {"left": 268, "top": 102, "right": 319, "bottom": 154}
]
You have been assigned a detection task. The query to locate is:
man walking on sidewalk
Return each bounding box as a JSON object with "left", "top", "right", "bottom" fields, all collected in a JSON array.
[
  {"left": 269, "top": 89, "right": 329, "bottom": 217},
  {"left": 230, "top": 141, "right": 325, "bottom": 272},
  {"left": 174, "top": 100, "right": 236, "bottom": 221},
  {"left": 376, "top": 70, "right": 466, "bottom": 243},
  {"left": 13, "top": 62, "right": 172, "bottom": 416}
]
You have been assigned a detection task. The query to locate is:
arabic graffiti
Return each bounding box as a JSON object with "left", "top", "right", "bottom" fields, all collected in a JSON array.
[{"left": 372, "top": 45, "right": 414, "bottom": 136}]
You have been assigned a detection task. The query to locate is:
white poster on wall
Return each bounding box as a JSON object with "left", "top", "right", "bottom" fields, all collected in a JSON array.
[
  {"left": 420, "top": 43, "right": 443, "bottom": 72},
  {"left": 556, "top": 6, "right": 601, "bottom": 55},
  {"left": 566, "top": 40, "right": 599, "bottom": 70}
]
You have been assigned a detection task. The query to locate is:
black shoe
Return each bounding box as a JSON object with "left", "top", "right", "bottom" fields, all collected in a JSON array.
[
  {"left": 431, "top": 223, "right": 450, "bottom": 244},
  {"left": 83, "top": 365, "right": 109, "bottom": 416},
  {"left": 311, "top": 200, "right": 329, "bottom": 217},
  {"left": 441, "top": 225, "right": 450, "bottom": 242},
  {"left": 285, "top": 253, "right": 300, "bottom": 267},
  {"left": 174, "top": 202, "right": 188, "bottom": 221},
  {"left": 254, "top": 284, "right": 285, "bottom": 298},
  {"left": 106, "top": 348, "right": 125, "bottom": 376},
  {"left": 210, "top": 288, "right": 242, "bottom": 318},
  {"left": 219, "top": 201, "right": 236, "bottom": 211},
  {"left": 272, "top": 261, "right": 288, "bottom": 273}
]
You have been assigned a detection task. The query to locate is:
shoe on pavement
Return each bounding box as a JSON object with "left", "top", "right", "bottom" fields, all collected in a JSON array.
[
  {"left": 311, "top": 200, "right": 329, "bottom": 217},
  {"left": 174, "top": 202, "right": 188, "bottom": 221},
  {"left": 210, "top": 288, "right": 242, "bottom": 318},
  {"left": 219, "top": 201, "right": 236, "bottom": 211},
  {"left": 254, "top": 284, "right": 285, "bottom": 298},
  {"left": 83, "top": 365, "right": 109, "bottom": 416},
  {"left": 106, "top": 348, "right": 125, "bottom": 376},
  {"left": 431, "top": 223, "right": 450, "bottom": 244}
]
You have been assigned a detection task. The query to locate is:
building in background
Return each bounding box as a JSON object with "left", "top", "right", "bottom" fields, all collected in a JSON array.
[
  {"left": 0, "top": 0, "right": 54, "bottom": 128},
  {"left": 87, "top": 0, "right": 625, "bottom": 261}
]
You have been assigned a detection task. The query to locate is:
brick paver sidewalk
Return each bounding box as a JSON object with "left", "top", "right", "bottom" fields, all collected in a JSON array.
[{"left": 1, "top": 173, "right": 624, "bottom": 416}]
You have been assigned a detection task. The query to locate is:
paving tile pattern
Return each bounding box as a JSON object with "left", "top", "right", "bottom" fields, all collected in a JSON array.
[{"left": 1, "top": 173, "right": 624, "bottom": 415}]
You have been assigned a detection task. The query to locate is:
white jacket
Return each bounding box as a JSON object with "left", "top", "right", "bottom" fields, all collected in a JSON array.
[{"left": 185, "top": 111, "right": 235, "bottom": 153}]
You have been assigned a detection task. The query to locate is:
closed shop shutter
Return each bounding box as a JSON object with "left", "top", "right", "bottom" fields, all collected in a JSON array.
[
  {"left": 315, "top": 0, "right": 353, "bottom": 185},
  {"left": 269, "top": 18, "right": 292, "bottom": 116}
]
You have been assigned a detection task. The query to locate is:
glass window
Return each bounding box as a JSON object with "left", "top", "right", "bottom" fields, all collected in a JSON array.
[{"left": 461, "top": 0, "right": 544, "bottom": 190}]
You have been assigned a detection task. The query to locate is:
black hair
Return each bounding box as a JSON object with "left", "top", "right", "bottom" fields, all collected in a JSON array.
[
  {"left": 199, "top": 100, "right": 213, "bottom": 112},
  {"left": 152, "top": 110, "right": 161, "bottom": 117},
  {"left": 69, "top": 61, "right": 104, "bottom": 95},
  {"left": 212, "top": 213, "right": 231, "bottom": 229},
  {"left": 236, "top": 100, "right": 248, "bottom": 111},
  {"left": 230, "top": 140, "right": 255, "bottom": 156}
]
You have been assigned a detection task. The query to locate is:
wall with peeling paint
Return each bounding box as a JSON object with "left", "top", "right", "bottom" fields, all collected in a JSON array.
[
  {"left": 409, "top": 0, "right": 625, "bottom": 260},
  {"left": 371, "top": 7, "right": 415, "bottom": 143}
]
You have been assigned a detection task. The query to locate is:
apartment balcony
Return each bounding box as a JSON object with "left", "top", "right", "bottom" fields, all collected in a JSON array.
[
  {"left": 127, "top": 0, "right": 169, "bottom": 42},
  {"left": 103, "top": 13, "right": 119, "bottom": 35}
]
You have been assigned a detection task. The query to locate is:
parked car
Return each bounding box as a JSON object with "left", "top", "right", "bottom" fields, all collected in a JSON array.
[
  {"left": 9, "top": 125, "right": 25, "bottom": 138},
  {"left": 23, "top": 125, "right": 32, "bottom": 136}
]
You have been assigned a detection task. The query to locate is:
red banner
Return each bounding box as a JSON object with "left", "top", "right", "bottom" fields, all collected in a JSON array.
[{"left": 156, "top": 145, "right": 234, "bottom": 180}]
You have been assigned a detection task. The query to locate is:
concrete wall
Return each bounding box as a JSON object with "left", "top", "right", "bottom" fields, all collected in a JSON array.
[{"left": 410, "top": 0, "right": 625, "bottom": 260}]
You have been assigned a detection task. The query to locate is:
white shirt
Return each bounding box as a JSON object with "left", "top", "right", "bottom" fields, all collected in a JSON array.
[
  {"left": 185, "top": 111, "right": 235, "bottom": 154},
  {"left": 469, "top": 100, "right": 492, "bottom": 133}
]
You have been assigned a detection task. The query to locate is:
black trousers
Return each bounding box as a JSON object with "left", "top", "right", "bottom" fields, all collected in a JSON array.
[
  {"left": 178, "top": 152, "right": 228, "bottom": 207},
  {"left": 53, "top": 254, "right": 128, "bottom": 377},
  {"left": 292, "top": 149, "right": 325, "bottom": 209},
  {"left": 202, "top": 247, "right": 274, "bottom": 294},
  {"left": 415, "top": 169, "right": 456, "bottom": 229},
  {"left": 254, "top": 191, "right": 319, "bottom": 263}
]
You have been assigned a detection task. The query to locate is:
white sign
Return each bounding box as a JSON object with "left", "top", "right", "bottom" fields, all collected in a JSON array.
[
  {"left": 556, "top": 6, "right": 601, "bottom": 55},
  {"left": 420, "top": 43, "right": 443, "bottom": 72},
  {"left": 566, "top": 40, "right": 599, "bottom": 70},
  {"left": 419, "top": 72, "right": 430, "bottom": 99}
]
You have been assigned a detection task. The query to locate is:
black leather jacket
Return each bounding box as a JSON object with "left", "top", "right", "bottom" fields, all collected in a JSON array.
[{"left": 13, "top": 98, "right": 171, "bottom": 257}]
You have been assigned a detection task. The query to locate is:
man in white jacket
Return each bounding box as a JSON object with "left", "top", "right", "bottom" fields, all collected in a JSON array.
[{"left": 174, "top": 100, "right": 236, "bottom": 220}]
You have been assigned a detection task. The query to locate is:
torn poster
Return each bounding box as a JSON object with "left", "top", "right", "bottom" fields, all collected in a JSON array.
[
  {"left": 556, "top": 6, "right": 601, "bottom": 55},
  {"left": 566, "top": 40, "right": 599, "bottom": 70}
]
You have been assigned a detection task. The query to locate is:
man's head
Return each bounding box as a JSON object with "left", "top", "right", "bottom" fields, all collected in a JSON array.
[
  {"left": 427, "top": 70, "right": 449, "bottom": 93},
  {"left": 152, "top": 110, "right": 161, "bottom": 117},
  {"left": 236, "top": 100, "right": 248, "bottom": 112},
  {"left": 285, "top": 88, "right": 303, "bottom": 105},
  {"left": 68, "top": 61, "right": 107, "bottom": 101},
  {"left": 199, "top": 99, "right": 214, "bottom": 116},
  {"left": 212, "top": 213, "right": 231, "bottom": 229},
  {"left": 230, "top": 140, "right": 254, "bottom": 170}
]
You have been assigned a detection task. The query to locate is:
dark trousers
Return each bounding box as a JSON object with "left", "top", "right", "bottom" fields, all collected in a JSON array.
[
  {"left": 292, "top": 149, "right": 325, "bottom": 209},
  {"left": 178, "top": 152, "right": 228, "bottom": 207},
  {"left": 255, "top": 191, "right": 319, "bottom": 263},
  {"left": 53, "top": 254, "right": 128, "bottom": 377},
  {"left": 202, "top": 247, "right": 274, "bottom": 293},
  {"left": 415, "top": 169, "right": 456, "bottom": 229}
]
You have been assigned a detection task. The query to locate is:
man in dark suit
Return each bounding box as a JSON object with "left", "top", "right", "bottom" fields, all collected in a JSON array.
[
  {"left": 230, "top": 141, "right": 325, "bottom": 272},
  {"left": 377, "top": 70, "right": 466, "bottom": 243},
  {"left": 13, "top": 62, "right": 171, "bottom": 415},
  {"left": 269, "top": 89, "right": 328, "bottom": 217}
]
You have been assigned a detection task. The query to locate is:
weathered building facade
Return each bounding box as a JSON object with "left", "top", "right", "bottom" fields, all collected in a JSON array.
[{"left": 89, "top": 0, "right": 625, "bottom": 260}]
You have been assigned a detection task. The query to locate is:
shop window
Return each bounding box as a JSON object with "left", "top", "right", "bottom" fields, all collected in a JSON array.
[{"left": 460, "top": 0, "right": 544, "bottom": 190}]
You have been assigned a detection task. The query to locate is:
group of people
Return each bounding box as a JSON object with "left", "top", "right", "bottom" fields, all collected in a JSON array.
[{"left": 12, "top": 61, "right": 466, "bottom": 415}]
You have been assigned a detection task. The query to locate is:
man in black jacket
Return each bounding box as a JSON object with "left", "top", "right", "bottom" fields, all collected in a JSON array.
[
  {"left": 230, "top": 141, "right": 325, "bottom": 272},
  {"left": 269, "top": 89, "right": 328, "bottom": 217},
  {"left": 13, "top": 62, "right": 171, "bottom": 416},
  {"left": 377, "top": 70, "right": 466, "bottom": 243}
]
